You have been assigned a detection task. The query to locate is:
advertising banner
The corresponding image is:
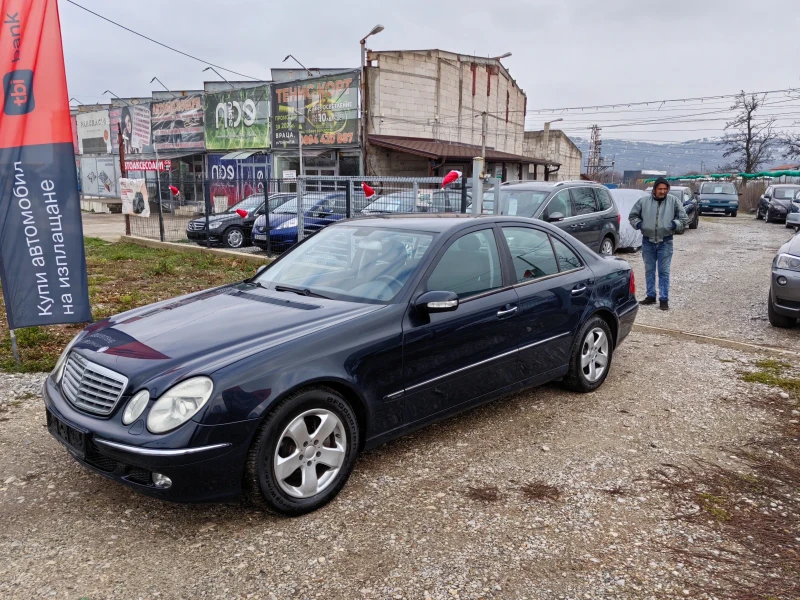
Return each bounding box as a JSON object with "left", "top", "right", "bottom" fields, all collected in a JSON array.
[
  {"left": 120, "top": 178, "right": 150, "bottom": 218},
  {"left": 76, "top": 109, "right": 111, "bottom": 154},
  {"left": 79, "top": 156, "right": 117, "bottom": 198},
  {"left": 151, "top": 94, "right": 205, "bottom": 152},
  {"left": 124, "top": 159, "right": 171, "bottom": 172},
  {"left": 204, "top": 85, "right": 270, "bottom": 150},
  {"left": 110, "top": 103, "right": 153, "bottom": 154},
  {"left": 0, "top": 0, "right": 92, "bottom": 328},
  {"left": 272, "top": 71, "right": 359, "bottom": 149},
  {"left": 208, "top": 152, "right": 269, "bottom": 209}
]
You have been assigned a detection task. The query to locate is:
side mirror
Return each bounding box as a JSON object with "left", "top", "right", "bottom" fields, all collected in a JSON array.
[
  {"left": 415, "top": 291, "right": 459, "bottom": 314},
  {"left": 547, "top": 212, "right": 565, "bottom": 222}
]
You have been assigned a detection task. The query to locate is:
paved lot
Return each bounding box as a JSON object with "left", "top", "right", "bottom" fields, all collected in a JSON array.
[
  {"left": 0, "top": 217, "right": 797, "bottom": 599},
  {"left": 81, "top": 212, "right": 125, "bottom": 242}
]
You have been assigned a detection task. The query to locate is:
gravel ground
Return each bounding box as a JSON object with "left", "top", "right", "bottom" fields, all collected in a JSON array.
[
  {"left": 0, "top": 333, "right": 782, "bottom": 600},
  {"left": 625, "top": 214, "right": 798, "bottom": 349},
  {"left": 0, "top": 216, "right": 796, "bottom": 599}
]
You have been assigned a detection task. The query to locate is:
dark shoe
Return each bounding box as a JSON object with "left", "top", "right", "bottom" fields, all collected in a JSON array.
[
  {"left": 640, "top": 297, "right": 656, "bottom": 305},
  {"left": 659, "top": 300, "right": 669, "bottom": 311}
]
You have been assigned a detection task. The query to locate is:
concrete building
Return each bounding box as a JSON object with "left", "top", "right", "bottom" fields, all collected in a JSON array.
[
  {"left": 523, "top": 129, "right": 582, "bottom": 181},
  {"left": 364, "top": 49, "right": 554, "bottom": 180}
]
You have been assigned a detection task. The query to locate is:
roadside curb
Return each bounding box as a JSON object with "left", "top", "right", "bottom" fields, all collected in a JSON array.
[
  {"left": 120, "top": 236, "right": 274, "bottom": 265},
  {"left": 632, "top": 323, "right": 798, "bottom": 356}
]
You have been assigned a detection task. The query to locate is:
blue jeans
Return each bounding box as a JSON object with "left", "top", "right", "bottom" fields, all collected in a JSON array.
[{"left": 641, "top": 236, "right": 673, "bottom": 301}]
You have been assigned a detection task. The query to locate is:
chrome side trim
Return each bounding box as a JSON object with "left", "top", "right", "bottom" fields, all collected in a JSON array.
[
  {"left": 94, "top": 439, "right": 232, "bottom": 457},
  {"left": 405, "top": 347, "right": 519, "bottom": 393},
  {"left": 518, "top": 331, "right": 571, "bottom": 352}
]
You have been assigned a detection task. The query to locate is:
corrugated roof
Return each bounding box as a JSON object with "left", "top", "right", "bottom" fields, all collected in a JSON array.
[{"left": 368, "top": 135, "right": 556, "bottom": 166}]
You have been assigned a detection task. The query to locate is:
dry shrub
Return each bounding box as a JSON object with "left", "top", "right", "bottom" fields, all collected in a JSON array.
[
  {"left": 521, "top": 481, "right": 561, "bottom": 502},
  {"left": 738, "top": 181, "right": 767, "bottom": 213},
  {"left": 466, "top": 486, "right": 501, "bottom": 502}
]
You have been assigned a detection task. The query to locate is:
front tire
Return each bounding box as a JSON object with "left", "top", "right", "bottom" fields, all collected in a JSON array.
[
  {"left": 756, "top": 206, "right": 763, "bottom": 220},
  {"left": 563, "top": 316, "right": 614, "bottom": 393},
  {"left": 244, "top": 386, "right": 360, "bottom": 516},
  {"left": 731, "top": 211, "right": 738, "bottom": 218},
  {"left": 223, "top": 226, "right": 246, "bottom": 249},
  {"left": 689, "top": 211, "right": 699, "bottom": 229},
  {"left": 768, "top": 292, "right": 797, "bottom": 328}
]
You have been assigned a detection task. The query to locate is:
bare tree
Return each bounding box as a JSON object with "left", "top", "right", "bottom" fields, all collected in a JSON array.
[
  {"left": 718, "top": 91, "right": 777, "bottom": 178},
  {"left": 781, "top": 133, "right": 800, "bottom": 161}
]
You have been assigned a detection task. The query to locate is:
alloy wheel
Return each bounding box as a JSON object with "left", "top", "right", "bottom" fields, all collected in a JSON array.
[
  {"left": 581, "top": 327, "right": 609, "bottom": 383},
  {"left": 600, "top": 238, "right": 614, "bottom": 256},
  {"left": 226, "top": 228, "right": 244, "bottom": 248},
  {"left": 273, "top": 409, "right": 347, "bottom": 499}
]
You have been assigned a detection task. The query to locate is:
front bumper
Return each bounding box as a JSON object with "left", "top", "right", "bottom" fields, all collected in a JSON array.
[
  {"left": 786, "top": 213, "right": 800, "bottom": 227},
  {"left": 767, "top": 207, "right": 789, "bottom": 221},
  {"left": 186, "top": 230, "right": 223, "bottom": 244},
  {"left": 43, "top": 376, "right": 258, "bottom": 503},
  {"left": 699, "top": 203, "right": 738, "bottom": 214},
  {"left": 771, "top": 268, "right": 800, "bottom": 319}
]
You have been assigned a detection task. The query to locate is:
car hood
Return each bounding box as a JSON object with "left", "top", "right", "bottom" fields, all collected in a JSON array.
[
  {"left": 780, "top": 233, "right": 800, "bottom": 257},
  {"left": 771, "top": 198, "right": 791, "bottom": 207},
  {"left": 72, "top": 283, "right": 383, "bottom": 385},
  {"left": 190, "top": 213, "right": 249, "bottom": 226},
  {"left": 698, "top": 193, "right": 738, "bottom": 201}
]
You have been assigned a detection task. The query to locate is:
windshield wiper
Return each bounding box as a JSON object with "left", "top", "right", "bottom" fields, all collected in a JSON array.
[{"left": 275, "top": 285, "right": 330, "bottom": 299}]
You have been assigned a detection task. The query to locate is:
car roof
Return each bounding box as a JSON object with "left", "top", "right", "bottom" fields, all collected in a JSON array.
[
  {"left": 772, "top": 183, "right": 800, "bottom": 187},
  {"left": 338, "top": 213, "right": 576, "bottom": 235},
  {"left": 495, "top": 180, "right": 604, "bottom": 192}
]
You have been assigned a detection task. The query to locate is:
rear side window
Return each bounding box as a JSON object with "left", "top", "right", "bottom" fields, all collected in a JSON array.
[
  {"left": 501, "top": 227, "right": 559, "bottom": 282},
  {"left": 571, "top": 187, "right": 598, "bottom": 215},
  {"left": 551, "top": 238, "right": 582, "bottom": 271},
  {"left": 596, "top": 187, "right": 613, "bottom": 211},
  {"left": 542, "top": 189, "right": 573, "bottom": 220}
]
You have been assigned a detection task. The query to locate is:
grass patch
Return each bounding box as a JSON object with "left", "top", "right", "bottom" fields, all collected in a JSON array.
[
  {"left": 739, "top": 359, "right": 800, "bottom": 396},
  {"left": 0, "top": 239, "right": 261, "bottom": 373}
]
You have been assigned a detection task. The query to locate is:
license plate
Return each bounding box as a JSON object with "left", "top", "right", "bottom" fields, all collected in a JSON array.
[
  {"left": 254, "top": 234, "right": 267, "bottom": 241},
  {"left": 46, "top": 409, "right": 88, "bottom": 459},
  {"left": 712, "top": 208, "right": 725, "bottom": 212}
]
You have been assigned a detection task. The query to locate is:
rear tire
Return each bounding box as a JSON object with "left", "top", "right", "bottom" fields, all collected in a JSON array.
[
  {"left": 768, "top": 292, "right": 797, "bottom": 328},
  {"left": 244, "top": 386, "right": 360, "bottom": 516},
  {"left": 599, "top": 236, "right": 615, "bottom": 256},
  {"left": 563, "top": 316, "right": 614, "bottom": 393}
]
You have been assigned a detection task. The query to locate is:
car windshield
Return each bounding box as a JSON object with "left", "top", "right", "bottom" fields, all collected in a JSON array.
[
  {"left": 363, "top": 193, "right": 415, "bottom": 213},
  {"left": 773, "top": 187, "right": 800, "bottom": 200},
  {"left": 255, "top": 226, "right": 437, "bottom": 304},
  {"left": 226, "top": 195, "right": 266, "bottom": 214},
  {"left": 700, "top": 183, "right": 736, "bottom": 195}
]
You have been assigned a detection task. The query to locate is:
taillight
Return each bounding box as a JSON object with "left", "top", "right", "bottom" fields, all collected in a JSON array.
[
  {"left": 629, "top": 271, "right": 636, "bottom": 296},
  {"left": 617, "top": 213, "right": 621, "bottom": 226}
]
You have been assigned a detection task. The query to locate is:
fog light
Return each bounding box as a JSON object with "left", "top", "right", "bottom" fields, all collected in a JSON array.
[
  {"left": 777, "top": 276, "right": 788, "bottom": 286},
  {"left": 152, "top": 473, "right": 172, "bottom": 489}
]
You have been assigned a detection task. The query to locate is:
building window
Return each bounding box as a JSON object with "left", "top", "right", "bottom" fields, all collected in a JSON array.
[
  {"left": 486, "top": 65, "right": 492, "bottom": 96},
  {"left": 471, "top": 64, "right": 477, "bottom": 97}
]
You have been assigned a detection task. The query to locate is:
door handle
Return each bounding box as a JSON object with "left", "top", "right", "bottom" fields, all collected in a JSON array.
[
  {"left": 571, "top": 286, "right": 587, "bottom": 296},
  {"left": 579, "top": 222, "right": 587, "bottom": 227},
  {"left": 497, "top": 306, "right": 518, "bottom": 318},
  {"left": 569, "top": 224, "right": 578, "bottom": 229}
]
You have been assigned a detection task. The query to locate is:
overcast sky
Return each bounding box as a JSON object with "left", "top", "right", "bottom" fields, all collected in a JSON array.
[{"left": 60, "top": 0, "right": 800, "bottom": 143}]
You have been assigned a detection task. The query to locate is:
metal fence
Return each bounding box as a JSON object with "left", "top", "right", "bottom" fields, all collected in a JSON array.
[{"left": 128, "top": 174, "right": 503, "bottom": 257}]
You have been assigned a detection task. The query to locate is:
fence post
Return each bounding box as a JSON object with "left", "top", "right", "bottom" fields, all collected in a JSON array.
[
  {"left": 265, "top": 181, "right": 272, "bottom": 258},
  {"left": 296, "top": 177, "right": 304, "bottom": 243},
  {"left": 412, "top": 181, "right": 418, "bottom": 210},
  {"left": 494, "top": 178, "right": 501, "bottom": 215},
  {"left": 460, "top": 175, "right": 468, "bottom": 213},
  {"left": 204, "top": 179, "right": 211, "bottom": 247},
  {"left": 155, "top": 172, "right": 165, "bottom": 242},
  {"left": 346, "top": 179, "right": 352, "bottom": 219}
]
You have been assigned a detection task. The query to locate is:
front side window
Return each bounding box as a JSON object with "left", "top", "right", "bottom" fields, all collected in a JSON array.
[
  {"left": 571, "top": 187, "right": 598, "bottom": 215},
  {"left": 552, "top": 238, "right": 582, "bottom": 271},
  {"left": 502, "top": 227, "right": 559, "bottom": 283},
  {"left": 427, "top": 229, "right": 503, "bottom": 298},
  {"left": 256, "top": 226, "right": 436, "bottom": 303},
  {"left": 542, "top": 189, "right": 573, "bottom": 220}
]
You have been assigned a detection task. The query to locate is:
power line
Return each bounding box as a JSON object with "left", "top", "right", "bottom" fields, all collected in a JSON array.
[{"left": 64, "top": 0, "right": 265, "bottom": 81}]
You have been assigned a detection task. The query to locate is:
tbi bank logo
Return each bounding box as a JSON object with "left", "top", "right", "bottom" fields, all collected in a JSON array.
[{"left": 3, "top": 69, "right": 34, "bottom": 115}]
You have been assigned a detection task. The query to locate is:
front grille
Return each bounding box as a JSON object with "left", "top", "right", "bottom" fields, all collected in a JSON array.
[
  {"left": 187, "top": 221, "right": 205, "bottom": 231},
  {"left": 61, "top": 353, "right": 128, "bottom": 416},
  {"left": 126, "top": 468, "right": 153, "bottom": 486}
]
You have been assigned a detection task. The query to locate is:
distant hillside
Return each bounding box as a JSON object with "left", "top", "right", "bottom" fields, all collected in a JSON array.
[{"left": 572, "top": 137, "right": 728, "bottom": 175}]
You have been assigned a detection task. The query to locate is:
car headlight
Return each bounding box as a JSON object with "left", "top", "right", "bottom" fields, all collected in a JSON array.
[
  {"left": 122, "top": 390, "right": 150, "bottom": 425},
  {"left": 208, "top": 221, "right": 222, "bottom": 230},
  {"left": 776, "top": 253, "right": 800, "bottom": 272},
  {"left": 147, "top": 377, "right": 213, "bottom": 434},
  {"left": 52, "top": 333, "right": 82, "bottom": 384},
  {"left": 277, "top": 218, "right": 298, "bottom": 230}
]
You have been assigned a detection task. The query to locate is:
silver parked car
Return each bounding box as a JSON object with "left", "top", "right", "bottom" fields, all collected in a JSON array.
[
  {"left": 786, "top": 190, "right": 800, "bottom": 232},
  {"left": 768, "top": 232, "right": 800, "bottom": 328}
]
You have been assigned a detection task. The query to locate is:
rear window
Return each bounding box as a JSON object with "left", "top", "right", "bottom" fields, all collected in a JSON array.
[{"left": 700, "top": 183, "right": 736, "bottom": 195}]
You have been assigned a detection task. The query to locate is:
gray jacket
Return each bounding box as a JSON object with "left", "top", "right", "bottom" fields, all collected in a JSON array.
[{"left": 629, "top": 193, "right": 690, "bottom": 243}]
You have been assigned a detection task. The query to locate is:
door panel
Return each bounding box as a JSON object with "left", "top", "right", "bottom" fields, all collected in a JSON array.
[
  {"left": 402, "top": 228, "right": 520, "bottom": 424},
  {"left": 570, "top": 187, "right": 603, "bottom": 250}
]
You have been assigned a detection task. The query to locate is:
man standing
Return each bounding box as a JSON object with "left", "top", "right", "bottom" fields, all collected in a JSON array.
[{"left": 629, "top": 177, "right": 690, "bottom": 310}]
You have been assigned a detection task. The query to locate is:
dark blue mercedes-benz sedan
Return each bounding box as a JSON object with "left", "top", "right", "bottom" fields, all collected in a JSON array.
[{"left": 43, "top": 214, "right": 638, "bottom": 515}]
